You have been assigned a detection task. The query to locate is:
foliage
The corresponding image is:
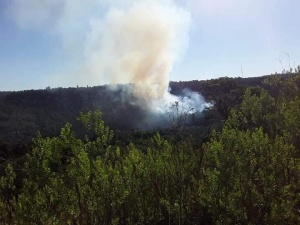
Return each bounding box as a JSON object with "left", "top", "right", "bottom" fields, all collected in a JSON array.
[
  {"left": 203, "top": 75, "right": 300, "bottom": 224},
  {"left": 0, "top": 110, "right": 207, "bottom": 224},
  {"left": 0, "top": 74, "right": 300, "bottom": 224}
]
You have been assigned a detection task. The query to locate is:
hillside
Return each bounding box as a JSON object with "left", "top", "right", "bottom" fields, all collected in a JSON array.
[
  {"left": 0, "top": 73, "right": 300, "bottom": 224},
  {"left": 0, "top": 75, "right": 274, "bottom": 145}
]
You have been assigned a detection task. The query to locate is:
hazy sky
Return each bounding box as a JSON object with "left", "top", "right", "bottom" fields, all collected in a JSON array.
[{"left": 1, "top": 0, "right": 300, "bottom": 91}]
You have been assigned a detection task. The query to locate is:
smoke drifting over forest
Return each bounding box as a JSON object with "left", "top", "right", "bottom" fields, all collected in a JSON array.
[
  {"left": 7, "top": 0, "right": 211, "bottom": 129},
  {"left": 84, "top": 0, "right": 211, "bottom": 117},
  {"left": 85, "top": 1, "right": 190, "bottom": 109}
]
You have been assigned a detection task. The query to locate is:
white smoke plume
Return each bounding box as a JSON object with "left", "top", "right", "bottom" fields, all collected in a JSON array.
[
  {"left": 7, "top": 0, "right": 211, "bottom": 122},
  {"left": 84, "top": 0, "right": 191, "bottom": 111}
]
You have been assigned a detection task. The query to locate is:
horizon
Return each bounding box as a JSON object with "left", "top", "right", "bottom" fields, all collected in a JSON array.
[{"left": 0, "top": 73, "right": 281, "bottom": 93}]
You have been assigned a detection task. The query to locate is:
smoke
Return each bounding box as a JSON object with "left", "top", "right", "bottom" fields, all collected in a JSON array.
[
  {"left": 6, "top": 0, "right": 212, "bottom": 128},
  {"left": 83, "top": 0, "right": 212, "bottom": 117},
  {"left": 84, "top": 0, "right": 191, "bottom": 110}
]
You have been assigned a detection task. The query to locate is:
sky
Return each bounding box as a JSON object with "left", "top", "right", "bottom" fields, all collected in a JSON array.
[{"left": 0, "top": 0, "right": 300, "bottom": 91}]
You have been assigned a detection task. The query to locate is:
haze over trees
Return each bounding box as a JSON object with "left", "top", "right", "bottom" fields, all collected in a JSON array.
[{"left": 0, "top": 74, "right": 300, "bottom": 224}]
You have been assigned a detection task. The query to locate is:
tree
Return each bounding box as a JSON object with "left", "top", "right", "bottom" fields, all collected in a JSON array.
[{"left": 203, "top": 82, "right": 300, "bottom": 224}]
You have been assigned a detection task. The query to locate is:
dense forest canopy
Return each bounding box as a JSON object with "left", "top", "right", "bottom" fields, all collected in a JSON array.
[
  {"left": 0, "top": 75, "right": 267, "bottom": 145},
  {"left": 0, "top": 74, "right": 299, "bottom": 224}
]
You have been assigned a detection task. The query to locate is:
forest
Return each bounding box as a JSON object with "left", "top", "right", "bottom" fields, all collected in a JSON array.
[{"left": 0, "top": 74, "right": 299, "bottom": 224}]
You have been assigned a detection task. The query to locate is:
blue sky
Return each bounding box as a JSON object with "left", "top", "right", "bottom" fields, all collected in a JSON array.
[{"left": 1, "top": 0, "right": 300, "bottom": 91}]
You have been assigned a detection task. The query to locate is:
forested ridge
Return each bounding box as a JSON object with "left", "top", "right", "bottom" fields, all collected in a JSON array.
[
  {"left": 0, "top": 74, "right": 300, "bottom": 224},
  {"left": 0, "top": 75, "right": 268, "bottom": 145}
]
